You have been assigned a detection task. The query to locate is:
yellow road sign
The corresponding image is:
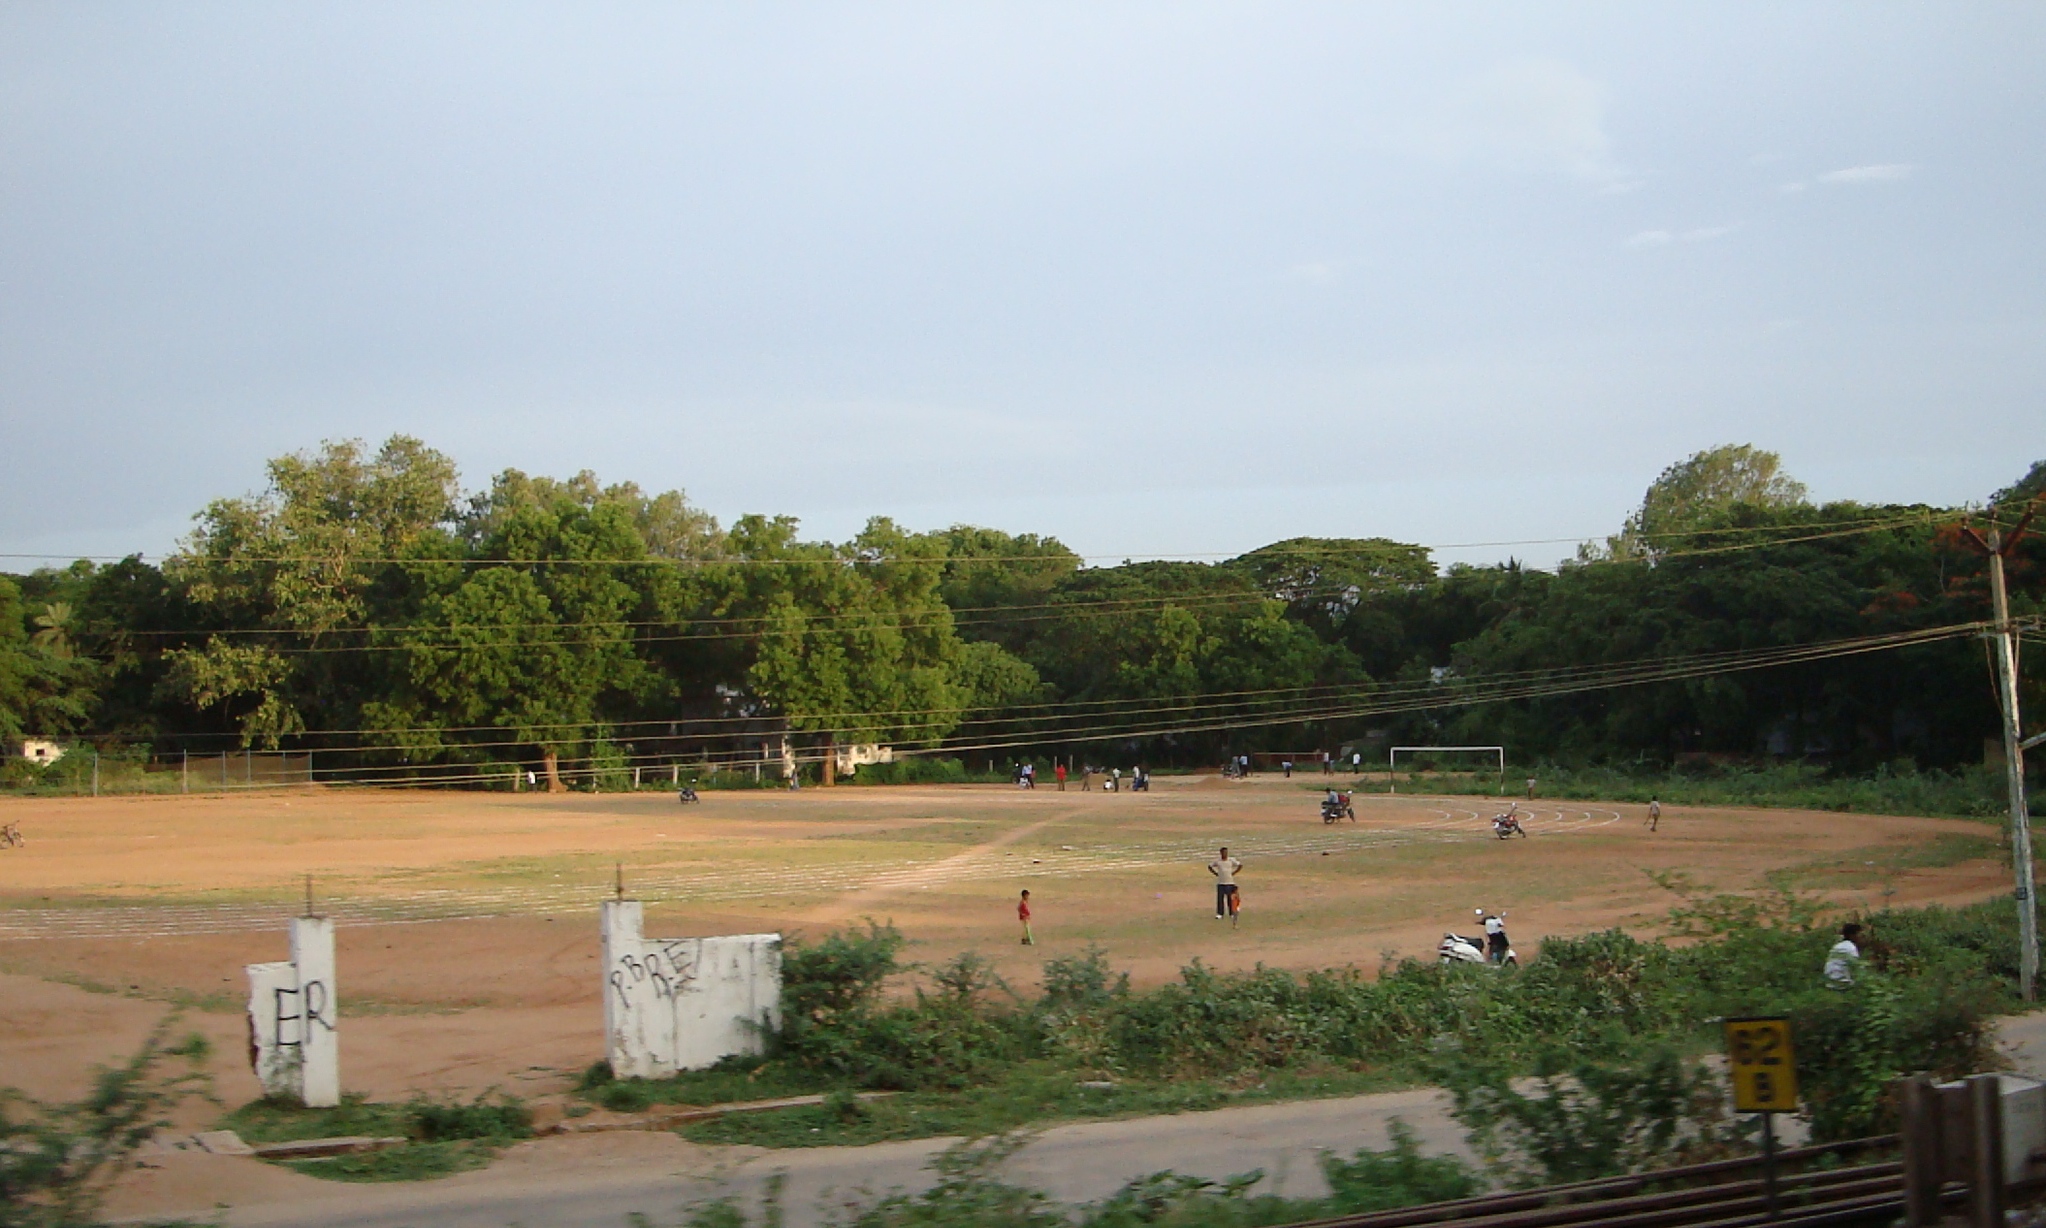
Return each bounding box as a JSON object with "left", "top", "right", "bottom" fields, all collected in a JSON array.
[{"left": 1725, "top": 1016, "right": 1798, "bottom": 1113}]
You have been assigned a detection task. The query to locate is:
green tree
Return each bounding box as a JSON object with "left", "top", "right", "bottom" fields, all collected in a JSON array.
[
  {"left": 737, "top": 517, "right": 975, "bottom": 758},
  {"left": 388, "top": 496, "right": 655, "bottom": 790},
  {"left": 0, "top": 578, "right": 99, "bottom": 746},
  {"left": 160, "top": 436, "right": 462, "bottom": 747},
  {"left": 1595, "top": 445, "right": 1810, "bottom": 561}
]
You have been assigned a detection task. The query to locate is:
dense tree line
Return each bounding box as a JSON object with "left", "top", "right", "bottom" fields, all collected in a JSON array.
[{"left": 2, "top": 438, "right": 2040, "bottom": 785}]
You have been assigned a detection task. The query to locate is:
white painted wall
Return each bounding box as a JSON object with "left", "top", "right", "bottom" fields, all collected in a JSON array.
[
  {"left": 601, "top": 901, "right": 781, "bottom": 1079},
  {"left": 245, "top": 916, "right": 339, "bottom": 1106}
]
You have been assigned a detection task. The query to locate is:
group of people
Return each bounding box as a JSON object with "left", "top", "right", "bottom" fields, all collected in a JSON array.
[{"left": 1013, "top": 762, "right": 1150, "bottom": 791}]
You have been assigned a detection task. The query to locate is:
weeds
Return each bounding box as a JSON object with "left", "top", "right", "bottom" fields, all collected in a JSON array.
[
  {"left": 578, "top": 889, "right": 2017, "bottom": 1152},
  {"left": 0, "top": 1018, "right": 213, "bottom": 1227}
]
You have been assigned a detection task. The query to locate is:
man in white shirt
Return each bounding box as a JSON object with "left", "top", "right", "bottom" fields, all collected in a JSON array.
[
  {"left": 1824, "top": 923, "right": 1863, "bottom": 986},
  {"left": 1483, "top": 911, "right": 1510, "bottom": 963},
  {"left": 1208, "top": 847, "right": 1242, "bottom": 918}
]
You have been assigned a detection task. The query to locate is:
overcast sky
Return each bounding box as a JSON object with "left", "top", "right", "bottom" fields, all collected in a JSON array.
[{"left": 2, "top": 4, "right": 2041, "bottom": 570}]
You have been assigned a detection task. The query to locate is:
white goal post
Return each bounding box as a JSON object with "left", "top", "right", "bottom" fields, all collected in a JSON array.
[{"left": 1387, "top": 745, "right": 1505, "bottom": 794}]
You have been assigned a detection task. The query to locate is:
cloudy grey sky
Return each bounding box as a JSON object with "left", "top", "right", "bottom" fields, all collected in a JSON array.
[{"left": 3, "top": 3, "right": 2041, "bottom": 569}]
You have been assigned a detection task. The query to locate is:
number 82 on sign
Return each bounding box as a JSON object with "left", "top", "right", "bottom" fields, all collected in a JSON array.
[{"left": 1724, "top": 1016, "right": 1798, "bottom": 1113}]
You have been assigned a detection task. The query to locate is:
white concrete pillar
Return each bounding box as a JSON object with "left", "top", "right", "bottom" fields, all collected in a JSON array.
[
  {"left": 291, "top": 917, "right": 339, "bottom": 1107},
  {"left": 245, "top": 915, "right": 340, "bottom": 1106},
  {"left": 601, "top": 900, "right": 657, "bottom": 1080}
]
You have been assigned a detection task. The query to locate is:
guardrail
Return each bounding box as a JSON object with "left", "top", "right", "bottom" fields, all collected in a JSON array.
[{"left": 1279, "top": 1137, "right": 1915, "bottom": 1228}]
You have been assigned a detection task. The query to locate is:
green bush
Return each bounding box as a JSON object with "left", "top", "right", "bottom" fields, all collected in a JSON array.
[
  {"left": 587, "top": 740, "right": 632, "bottom": 792},
  {"left": 1441, "top": 1044, "right": 1742, "bottom": 1187},
  {"left": 853, "top": 757, "right": 972, "bottom": 785},
  {"left": 406, "top": 1093, "right": 531, "bottom": 1142},
  {"left": 1417, "top": 761, "right": 2026, "bottom": 820}
]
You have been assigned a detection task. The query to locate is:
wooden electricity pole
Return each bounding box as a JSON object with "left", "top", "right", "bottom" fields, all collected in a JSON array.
[{"left": 1959, "top": 498, "right": 2041, "bottom": 1000}]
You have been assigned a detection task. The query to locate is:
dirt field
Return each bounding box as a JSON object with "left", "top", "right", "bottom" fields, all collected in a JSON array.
[{"left": 0, "top": 775, "right": 2012, "bottom": 1108}]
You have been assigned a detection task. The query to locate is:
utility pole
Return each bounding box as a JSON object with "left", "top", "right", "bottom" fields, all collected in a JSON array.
[{"left": 1960, "top": 498, "right": 2041, "bottom": 1001}]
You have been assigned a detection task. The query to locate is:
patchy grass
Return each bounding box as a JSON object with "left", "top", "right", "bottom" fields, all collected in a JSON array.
[
  {"left": 1772, "top": 833, "right": 2002, "bottom": 889},
  {"left": 281, "top": 1139, "right": 499, "bottom": 1183},
  {"left": 668, "top": 1064, "right": 1410, "bottom": 1149},
  {"left": 221, "top": 1092, "right": 531, "bottom": 1183},
  {"left": 219, "top": 1094, "right": 411, "bottom": 1144}
]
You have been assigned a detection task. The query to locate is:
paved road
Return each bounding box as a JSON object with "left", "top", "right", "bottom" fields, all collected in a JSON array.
[{"left": 114, "top": 1014, "right": 2046, "bottom": 1228}]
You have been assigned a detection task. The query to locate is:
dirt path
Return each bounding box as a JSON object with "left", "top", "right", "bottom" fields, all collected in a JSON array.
[{"left": 794, "top": 803, "right": 1075, "bottom": 926}]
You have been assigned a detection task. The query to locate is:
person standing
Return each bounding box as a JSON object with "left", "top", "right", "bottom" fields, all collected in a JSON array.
[
  {"left": 1483, "top": 910, "right": 1511, "bottom": 964},
  {"left": 1208, "top": 846, "right": 1243, "bottom": 919},
  {"left": 1646, "top": 798, "right": 1662, "bottom": 831},
  {"left": 1525, "top": 776, "right": 1537, "bottom": 800},
  {"left": 1282, "top": 760, "right": 1293, "bottom": 778},
  {"left": 1055, "top": 762, "right": 1067, "bottom": 791},
  {"left": 1018, "top": 890, "right": 1035, "bottom": 946},
  {"left": 1109, "top": 767, "right": 1121, "bottom": 792},
  {"left": 1824, "top": 923, "right": 1862, "bottom": 986}
]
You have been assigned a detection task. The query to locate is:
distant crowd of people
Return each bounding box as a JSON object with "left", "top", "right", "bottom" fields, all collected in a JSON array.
[{"left": 1013, "top": 761, "right": 1149, "bottom": 791}]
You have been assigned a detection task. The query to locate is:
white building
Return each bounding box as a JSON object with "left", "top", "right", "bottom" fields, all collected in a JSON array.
[{"left": 18, "top": 739, "right": 63, "bottom": 765}]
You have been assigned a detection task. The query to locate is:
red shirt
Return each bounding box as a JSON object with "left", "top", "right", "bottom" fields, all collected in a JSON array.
[{"left": 1018, "top": 898, "right": 1032, "bottom": 920}]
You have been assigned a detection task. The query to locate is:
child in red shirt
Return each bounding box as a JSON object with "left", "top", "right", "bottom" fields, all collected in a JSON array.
[{"left": 1018, "top": 889, "right": 1034, "bottom": 945}]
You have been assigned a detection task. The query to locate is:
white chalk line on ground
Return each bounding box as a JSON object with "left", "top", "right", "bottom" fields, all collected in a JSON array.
[{"left": 0, "top": 807, "right": 1620, "bottom": 940}]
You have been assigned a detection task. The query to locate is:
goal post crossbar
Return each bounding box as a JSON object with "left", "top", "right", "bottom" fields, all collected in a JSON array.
[{"left": 1386, "top": 745, "right": 1505, "bottom": 795}]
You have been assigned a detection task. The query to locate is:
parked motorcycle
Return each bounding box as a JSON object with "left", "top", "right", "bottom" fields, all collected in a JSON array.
[
  {"left": 1320, "top": 792, "right": 1356, "bottom": 823},
  {"left": 677, "top": 786, "right": 700, "bottom": 804},
  {"left": 1491, "top": 807, "right": 1527, "bottom": 839}
]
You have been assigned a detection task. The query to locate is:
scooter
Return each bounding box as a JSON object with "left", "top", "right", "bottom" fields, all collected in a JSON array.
[
  {"left": 1320, "top": 792, "right": 1356, "bottom": 823},
  {"left": 1440, "top": 909, "right": 1517, "bottom": 966}
]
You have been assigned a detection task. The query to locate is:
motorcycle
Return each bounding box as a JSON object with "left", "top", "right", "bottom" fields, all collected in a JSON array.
[
  {"left": 1320, "top": 792, "right": 1356, "bottom": 823},
  {"left": 677, "top": 786, "right": 700, "bottom": 804},
  {"left": 1491, "top": 808, "right": 1527, "bottom": 839}
]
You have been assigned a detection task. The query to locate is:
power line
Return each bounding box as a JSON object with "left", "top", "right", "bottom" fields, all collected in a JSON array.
[
  {"left": 149, "top": 621, "right": 1983, "bottom": 761},
  {"left": 55, "top": 512, "right": 1944, "bottom": 657},
  {"left": 0, "top": 508, "right": 1936, "bottom": 570},
  {"left": 226, "top": 619, "right": 1983, "bottom": 788}
]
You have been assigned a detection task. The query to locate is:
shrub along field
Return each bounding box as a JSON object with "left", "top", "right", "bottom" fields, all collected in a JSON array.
[{"left": 591, "top": 883, "right": 2009, "bottom": 1161}]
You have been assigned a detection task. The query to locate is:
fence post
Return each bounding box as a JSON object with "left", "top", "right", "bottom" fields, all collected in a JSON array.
[
  {"left": 1971, "top": 1074, "right": 2005, "bottom": 1228},
  {"left": 222, "top": 750, "right": 228, "bottom": 793},
  {"left": 1902, "top": 1075, "right": 1943, "bottom": 1228},
  {"left": 182, "top": 749, "right": 189, "bottom": 794},
  {"left": 92, "top": 752, "right": 100, "bottom": 797}
]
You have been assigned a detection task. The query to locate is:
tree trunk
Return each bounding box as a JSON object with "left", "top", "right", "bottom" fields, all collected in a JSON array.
[
  {"left": 822, "top": 733, "right": 836, "bottom": 786},
  {"left": 542, "top": 748, "right": 565, "bottom": 793}
]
